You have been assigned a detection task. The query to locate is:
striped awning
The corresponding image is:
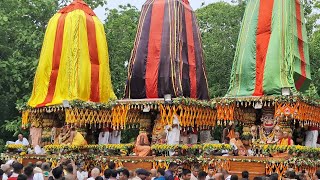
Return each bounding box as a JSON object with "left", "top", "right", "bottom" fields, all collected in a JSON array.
[
  {"left": 227, "top": 0, "right": 311, "bottom": 97},
  {"left": 124, "top": 0, "right": 209, "bottom": 100},
  {"left": 28, "top": 0, "right": 116, "bottom": 107}
]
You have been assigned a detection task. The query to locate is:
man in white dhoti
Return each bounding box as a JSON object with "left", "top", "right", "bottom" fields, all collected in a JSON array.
[
  {"left": 165, "top": 115, "right": 180, "bottom": 156},
  {"left": 305, "top": 126, "right": 319, "bottom": 147},
  {"left": 99, "top": 127, "right": 111, "bottom": 144},
  {"left": 110, "top": 130, "right": 121, "bottom": 144}
]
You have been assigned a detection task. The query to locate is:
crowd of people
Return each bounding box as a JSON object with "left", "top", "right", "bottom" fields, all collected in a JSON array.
[{"left": 0, "top": 159, "right": 319, "bottom": 180}]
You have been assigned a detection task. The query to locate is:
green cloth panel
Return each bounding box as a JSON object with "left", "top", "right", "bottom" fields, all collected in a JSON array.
[{"left": 227, "top": 0, "right": 260, "bottom": 97}]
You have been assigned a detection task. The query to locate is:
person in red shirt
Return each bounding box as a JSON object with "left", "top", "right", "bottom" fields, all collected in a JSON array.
[{"left": 8, "top": 162, "right": 23, "bottom": 180}]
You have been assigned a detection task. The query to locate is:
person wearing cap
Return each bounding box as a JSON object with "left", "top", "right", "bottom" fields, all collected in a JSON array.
[
  {"left": 132, "top": 169, "right": 150, "bottom": 180},
  {"left": 134, "top": 128, "right": 151, "bottom": 157},
  {"left": 165, "top": 115, "right": 181, "bottom": 156}
]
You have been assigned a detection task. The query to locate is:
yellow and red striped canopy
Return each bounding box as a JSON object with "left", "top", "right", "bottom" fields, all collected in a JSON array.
[{"left": 28, "top": 0, "right": 116, "bottom": 107}]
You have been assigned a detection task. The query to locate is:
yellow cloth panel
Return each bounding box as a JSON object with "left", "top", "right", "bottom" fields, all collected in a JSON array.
[
  {"left": 48, "top": 10, "right": 92, "bottom": 106},
  {"left": 93, "top": 16, "right": 117, "bottom": 101},
  {"left": 72, "top": 132, "right": 87, "bottom": 146},
  {"left": 76, "top": 10, "right": 92, "bottom": 101},
  {"left": 28, "top": 13, "right": 61, "bottom": 107}
]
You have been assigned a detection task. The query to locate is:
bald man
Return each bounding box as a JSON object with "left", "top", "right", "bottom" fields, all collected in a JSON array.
[{"left": 88, "top": 168, "right": 100, "bottom": 180}]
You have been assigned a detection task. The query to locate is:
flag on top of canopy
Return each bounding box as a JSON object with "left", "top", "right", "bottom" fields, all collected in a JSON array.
[
  {"left": 227, "top": 0, "right": 311, "bottom": 97},
  {"left": 28, "top": 0, "right": 116, "bottom": 107}
]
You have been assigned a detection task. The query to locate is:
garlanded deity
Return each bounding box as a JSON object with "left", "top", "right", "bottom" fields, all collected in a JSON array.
[
  {"left": 258, "top": 108, "right": 278, "bottom": 144},
  {"left": 152, "top": 114, "right": 165, "bottom": 144},
  {"left": 250, "top": 125, "right": 258, "bottom": 143}
]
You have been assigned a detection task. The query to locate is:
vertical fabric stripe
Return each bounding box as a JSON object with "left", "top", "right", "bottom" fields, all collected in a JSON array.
[
  {"left": 181, "top": 5, "right": 190, "bottom": 98},
  {"left": 86, "top": 14, "right": 100, "bottom": 102},
  {"left": 227, "top": 0, "right": 260, "bottom": 97},
  {"left": 36, "top": 13, "right": 67, "bottom": 107},
  {"left": 184, "top": 4, "right": 197, "bottom": 98},
  {"left": 28, "top": 14, "right": 61, "bottom": 107},
  {"left": 50, "top": 10, "right": 82, "bottom": 106},
  {"left": 76, "top": 10, "right": 91, "bottom": 102},
  {"left": 128, "top": 1, "right": 154, "bottom": 99},
  {"left": 192, "top": 13, "right": 209, "bottom": 100},
  {"left": 294, "top": 0, "right": 306, "bottom": 90},
  {"left": 263, "top": 0, "right": 287, "bottom": 94},
  {"left": 158, "top": 0, "right": 173, "bottom": 97},
  {"left": 145, "top": 0, "right": 166, "bottom": 98},
  {"left": 93, "top": 16, "right": 116, "bottom": 101},
  {"left": 253, "top": 0, "right": 274, "bottom": 96}
]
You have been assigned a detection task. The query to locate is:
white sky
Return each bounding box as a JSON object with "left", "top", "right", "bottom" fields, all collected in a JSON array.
[{"left": 93, "top": 0, "right": 234, "bottom": 21}]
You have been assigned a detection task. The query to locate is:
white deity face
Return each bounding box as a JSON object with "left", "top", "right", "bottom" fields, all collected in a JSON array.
[{"left": 261, "top": 114, "right": 276, "bottom": 131}]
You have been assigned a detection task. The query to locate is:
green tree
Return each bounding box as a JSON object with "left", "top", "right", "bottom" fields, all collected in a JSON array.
[
  {"left": 309, "top": 29, "right": 320, "bottom": 96},
  {"left": 304, "top": 0, "right": 320, "bottom": 96},
  {"left": 105, "top": 5, "right": 140, "bottom": 98},
  {"left": 196, "top": 2, "right": 245, "bottom": 97}
]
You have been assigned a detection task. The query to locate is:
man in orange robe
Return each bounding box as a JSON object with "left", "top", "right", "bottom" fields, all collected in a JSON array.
[
  {"left": 135, "top": 128, "right": 151, "bottom": 157},
  {"left": 230, "top": 132, "right": 246, "bottom": 156}
]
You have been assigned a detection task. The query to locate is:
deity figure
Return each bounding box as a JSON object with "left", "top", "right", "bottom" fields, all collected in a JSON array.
[
  {"left": 240, "top": 127, "right": 254, "bottom": 156},
  {"left": 152, "top": 114, "right": 164, "bottom": 144},
  {"left": 258, "top": 108, "right": 278, "bottom": 144},
  {"left": 250, "top": 125, "right": 258, "bottom": 143}
]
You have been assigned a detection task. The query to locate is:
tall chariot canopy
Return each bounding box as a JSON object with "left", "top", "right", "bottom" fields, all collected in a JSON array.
[
  {"left": 28, "top": 0, "right": 116, "bottom": 107},
  {"left": 227, "top": 0, "right": 311, "bottom": 97},
  {"left": 124, "top": 0, "right": 209, "bottom": 100}
]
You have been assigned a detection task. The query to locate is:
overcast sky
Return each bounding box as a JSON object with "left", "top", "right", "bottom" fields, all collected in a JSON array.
[{"left": 93, "top": 0, "right": 234, "bottom": 21}]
